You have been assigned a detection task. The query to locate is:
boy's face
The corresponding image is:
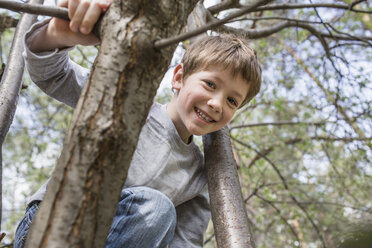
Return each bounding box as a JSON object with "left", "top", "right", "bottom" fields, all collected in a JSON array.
[{"left": 167, "top": 64, "right": 249, "bottom": 143}]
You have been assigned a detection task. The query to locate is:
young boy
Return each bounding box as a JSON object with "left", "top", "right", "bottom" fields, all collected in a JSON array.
[{"left": 14, "top": 0, "right": 261, "bottom": 247}]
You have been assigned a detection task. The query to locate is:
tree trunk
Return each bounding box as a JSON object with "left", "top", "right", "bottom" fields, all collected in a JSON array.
[
  {"left": 0, "top": 0, "right": 43, "bottom": 230},
  {"left": 203, "top": 127, "right": 255, "bottom": 248},
  {"left": 25, "top": 0, "right": 198, "bottom": 247}
]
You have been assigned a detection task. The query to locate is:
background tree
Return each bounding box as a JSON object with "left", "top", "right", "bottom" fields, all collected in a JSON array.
[{"left": 0, "top": 0, "right": 371, "bottom": 247}]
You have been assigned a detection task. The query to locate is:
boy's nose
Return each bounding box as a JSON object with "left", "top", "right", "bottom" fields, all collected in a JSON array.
[{"left": 207, "top": 97, "right": 222, "bottom": 113}]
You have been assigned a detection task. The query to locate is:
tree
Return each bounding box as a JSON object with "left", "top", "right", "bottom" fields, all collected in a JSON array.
[
  {"left": 0, "top": 0, "right": 371, "bottom": 247},
  {"left": 24, "top": 0, "right": 198, "bottom": 247},
  {"left": 0, "top": 0, "right": 44, "bottom": 242}
]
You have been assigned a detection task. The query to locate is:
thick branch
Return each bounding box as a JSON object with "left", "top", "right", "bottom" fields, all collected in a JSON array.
[
  {"left": 0, "top": 0, "right": 43, "bottom": 229},
  {"left": 0, "top": 0, "right": 68, "bottom": 20},
  {"left": 203, "top": 127, "right": 255, "bottom": 248}
]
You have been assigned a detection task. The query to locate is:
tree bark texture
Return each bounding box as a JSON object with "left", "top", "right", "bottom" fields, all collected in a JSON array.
[
  {"left": 203, "top": 127, "right": 255, "bottom": 248},
  {"left": 187, "top": 7, "right": 256, "bottom": 247},
  {"left": 0, "top": 0, "right": 43, "bottom": 229},
  {"left": 25, "top": 0, "right": 198, "bottom": 247}
]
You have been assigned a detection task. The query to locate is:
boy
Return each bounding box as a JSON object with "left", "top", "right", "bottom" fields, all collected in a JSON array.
[{"left": 14, "top": 0, "right": 262, "bottom": 247}]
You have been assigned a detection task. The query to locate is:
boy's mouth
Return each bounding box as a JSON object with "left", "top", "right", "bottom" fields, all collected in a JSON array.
[{"left": 195, "top": 107, "right": 215, "bottom": 123}]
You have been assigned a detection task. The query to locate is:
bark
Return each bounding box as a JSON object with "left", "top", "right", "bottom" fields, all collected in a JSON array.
[
  {"left": 0, "top": 0, "right": 43, "bottom": 229},
  {"left": 203, "top": 127, "right": 255, "bottom": 248},
  {"left": 25, "top": 0, "right": 198, "bottom": 247},
  {"left": 186, "top": 4, "right": 256, "bottom": 247}
]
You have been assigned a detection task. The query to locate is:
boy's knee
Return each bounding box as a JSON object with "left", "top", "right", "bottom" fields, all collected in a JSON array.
[
  {"left": 107, "top": 187, "right": 176, "bottom": 247},
  {"left": 14, "top": 202, "right": 41, "bottom": 248},
  {"left": 131, "top": 187, "right": 176, "bottom": 230}
]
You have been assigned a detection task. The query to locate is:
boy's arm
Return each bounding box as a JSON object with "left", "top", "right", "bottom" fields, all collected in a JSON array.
[
  {"left": 24, "top": 0, "right": 112, "bottom": 107},
  {"left": 169, "top": 187, "right": 211, "bottom": 248},
  {"left": 29, "top": 0, "right": 111, "bottom": 53},
  {"left": 24, "top": 20, "right": 90, "bottom": 107}
]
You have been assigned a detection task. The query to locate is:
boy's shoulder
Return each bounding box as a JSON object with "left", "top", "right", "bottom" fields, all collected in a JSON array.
[
  {"left": 146, "top": 102, "right": 167, "bottom": 127},
  {"left": 145, "top": 102, "right": 203, "bottom": 156}
]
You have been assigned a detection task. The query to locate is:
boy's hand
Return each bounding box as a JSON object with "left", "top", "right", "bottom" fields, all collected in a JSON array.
[
  {"left": 29, "top": 0, "right": 112, "bottom": 52},
  {"left": 59, "top": 0, "right": 111, "bottom": 35}
]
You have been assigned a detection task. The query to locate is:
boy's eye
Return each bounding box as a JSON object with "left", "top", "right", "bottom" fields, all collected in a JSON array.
[
  {"left": 205, "top": 81, "right": 216, "bottom": 89},
  {"left": 228, "top": 97, "right": 238, "bottom": 107}
]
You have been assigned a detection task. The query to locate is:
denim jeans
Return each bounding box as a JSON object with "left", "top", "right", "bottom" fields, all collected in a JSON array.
[{"left": 14, "top": 186, "right": 177, "bottom": 248}]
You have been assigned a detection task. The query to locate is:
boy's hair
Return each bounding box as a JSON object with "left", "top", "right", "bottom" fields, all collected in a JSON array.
[{"left": 181, "top": 34, "right": 262, "bottom": 107}]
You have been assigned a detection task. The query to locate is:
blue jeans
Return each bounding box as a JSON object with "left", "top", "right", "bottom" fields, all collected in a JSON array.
[{"left": 14, "top": 186, "right": 177, "bottom": 248}]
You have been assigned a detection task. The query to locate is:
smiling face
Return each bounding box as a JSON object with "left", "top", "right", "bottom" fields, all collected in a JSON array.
[{"left": 167, "top": 64, "right": 250, "bottom": 143}]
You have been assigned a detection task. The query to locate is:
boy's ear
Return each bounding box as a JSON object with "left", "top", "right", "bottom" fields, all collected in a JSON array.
[{"left": 171, "top": 63, "right": 183, "bottom": 91}]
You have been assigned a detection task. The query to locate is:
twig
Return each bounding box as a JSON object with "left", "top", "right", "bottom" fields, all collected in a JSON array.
[
  {"left": 326, "top": 22, "right": 372, "bottom": 46},
  {"left": 282, "top": 43, "right": 372, "bottom": 151},
  {"left": 232, "top": 137, "right": 327, "bottom": 247},
  {"left": 230, "top": 121, "right": 327, "bottom": 130},
  {"left": 264, "top": 199, "right": 372, "bottom": 214},
  {"left": 231, "top": 16, "right": 326, "bottom": 24},
  {"left": 254, "top": 193, "right": 301, "bottom": 244},
  {"left": 203, "top": 232, "right": 215, "bottom": 245},
  {"left": 254, "top": 2, "right": 372, "bottom": 14}
]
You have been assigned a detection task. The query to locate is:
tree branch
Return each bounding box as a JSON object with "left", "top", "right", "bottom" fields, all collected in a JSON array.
[
  {"left": 350, "top": 0, "right": 367, "bottom": 9},
  {"left": 208, "top": 0, "right": 241, "bottom": 15},
  {"left": 154, "top": 0, "right": 273, "bottom": 49},
  {"left": 232, "top": 16, "right": 326, "bottom": 24},
  {"left": 230, "top": 121, "right": 327, "bottom": 130},
  {"left": 254, "top": 2, "right": 372, "bottom": 14},
  {"left": 233, "top": 137, "right": 327, "bottom": 247},
  {"left": 2, "top": 0, "right": 371, "bottom": 48},
  {"left": 210, "top": 18, "right": 334, "bottom": 56},
  {"left": 237, "top": 133, "right": 371, "bottom": 171},
  {"left": 283, "top": 43, "right": 372, "bottom": 151},
  {"left": 0, "top": 0, "right": 43, "bottom": 229},
  {"left": 262, "top": 199, "right": 372, "bottom": 214},
  {"left": 254, "top": 193, "right": 301, "bottom": 244},
  {"left": 0, "top": 0, "right": 68, "bottom": 20}
]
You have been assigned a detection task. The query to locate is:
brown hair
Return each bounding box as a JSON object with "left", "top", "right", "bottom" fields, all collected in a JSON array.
[{"left": 181, "top": 34, "right": 262, "bottom": 107}]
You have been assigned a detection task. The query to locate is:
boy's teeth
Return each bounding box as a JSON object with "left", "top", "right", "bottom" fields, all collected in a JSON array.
[{"left": 196, "top": 108, "right": 212, "bottom": 122}]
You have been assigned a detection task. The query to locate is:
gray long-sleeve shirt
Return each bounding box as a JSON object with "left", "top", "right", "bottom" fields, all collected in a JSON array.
[{"left": 23, "top": 19, "right": 210, "bottom": 248}]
